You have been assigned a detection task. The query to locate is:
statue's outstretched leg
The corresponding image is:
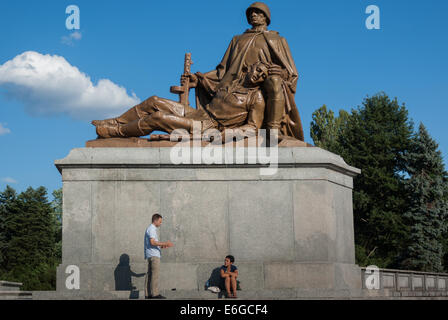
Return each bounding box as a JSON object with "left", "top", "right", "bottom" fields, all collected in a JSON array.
[
  {"left": 139, "top": 112, "right": 194, "bottom": 134},
  {"left": 92, "top": 105, "right": 143, "bottom": 127},
  {"left": 95, "top": 111, "right": 195, "bottom": 138},
  {"left": 92, "top": 96, "right": 185, "bottom": 127}
]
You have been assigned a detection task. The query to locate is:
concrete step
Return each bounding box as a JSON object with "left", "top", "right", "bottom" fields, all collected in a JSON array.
[
  {"left": 361, "top": 289, "right": 448, "bottom": 299},
  {"left": 32, "top": 289, "right": 367, "bottom": 300},
  {"left": 0, "top": 291, "right": 33, "bottom": 300},
  {"left": 26, "top": 289, "right": 448, "bottom": 300},
  {"left": 0, "top": 281, "right": 23, "bottom": 291}
]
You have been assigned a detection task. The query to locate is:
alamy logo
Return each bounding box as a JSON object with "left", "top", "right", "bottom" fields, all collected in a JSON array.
[
  {"left": 169, "top": 121, "right": 279, "bottom": 176},
  {"left": 365, "top": 265, "right": 380, "bottom": 290},
  {"left": 65, "top": 265, "right": 80, "bottom": 290},
  {"left": 66, "top": 5, "right": 80, "bottom": 30},
  {"left": 365, "top": 5, "right": 381, "bottom": 30}
]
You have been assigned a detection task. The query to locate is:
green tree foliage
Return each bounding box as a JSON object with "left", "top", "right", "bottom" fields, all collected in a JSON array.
[
  {"left": 0, "top": 186, "right": 17, "bottom": 268},
  {"left": 340, "top": 93, "right": 414, "bottom": 268},
  {"left": 310, "top": 93, "right": 415, "bottom": 268},
  {"left": 310, "top": 104, "right": 349, "bottom": 154},
  {"left": 51, "top": 188, "right": 63, "bottom": 262},
  {"left": 443, "top": 179, "right": 448, "bottom": 271},
  {"left": 0, "top": 186, "right": 61, "bottom": 290},
  {"left": 399, "top": 124, "right": 448, "bottom": 272}
]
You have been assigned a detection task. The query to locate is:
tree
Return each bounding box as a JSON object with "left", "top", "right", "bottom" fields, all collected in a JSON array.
[
  {"left": 311, "top": 94, "right": 448, "bottom": 270},
  {"left": 0, "top": 186, "right": 57, "bottom": 290},
  {"left": 399, "top": 123, "right": 448, "bottom": 272},
  {"left": 0, "top": 186, "right": 17, "bottom": 270},
  {"left": 51, "top": 188, "right": 63, "bottom": 262},
  {"left": 310, "top": 104, "right": 349, "bottom": 154},
  {"left": 443, "top": 179, "right": 448, "bottom": 271},
  {"left": 338, "top": 93, "right": 414, "bottom": 267}
]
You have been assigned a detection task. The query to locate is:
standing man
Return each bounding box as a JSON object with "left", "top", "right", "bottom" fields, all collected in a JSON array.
[
  {"left": 144, "top": 213, "right": 174, "bottom": 299},
  {"left": 192, "top": 2, "right": 304, "bottom": 141}
]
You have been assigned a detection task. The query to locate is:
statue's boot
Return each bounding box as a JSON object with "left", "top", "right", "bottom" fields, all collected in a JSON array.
[
  {"left": 92, "top": 106, "right": 143, "bottom": 127},
  {"left": 95, "top": 119, "right": 145, "bottom": 139},
  {"left": 265, "top": 97, "right": 286, "bottom": 144}
]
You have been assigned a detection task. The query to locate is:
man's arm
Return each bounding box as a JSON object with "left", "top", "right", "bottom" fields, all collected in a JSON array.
[{"left": 150, "top": 238, "right": 173, "bottom": 249}]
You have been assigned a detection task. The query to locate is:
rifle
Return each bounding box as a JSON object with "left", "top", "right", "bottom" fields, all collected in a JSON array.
[{"left": 170, "top": 53, "right": 193, "bottom": 107}]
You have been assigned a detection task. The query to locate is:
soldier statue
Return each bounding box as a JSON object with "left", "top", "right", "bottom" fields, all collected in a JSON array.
[{"left": 92, "top": 2, "right": 303, "bottom": 142}]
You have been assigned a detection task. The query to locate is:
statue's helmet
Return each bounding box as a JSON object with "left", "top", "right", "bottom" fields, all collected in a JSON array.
[{"left": 246, "top": 2, "right": 271, "bottom": 26}]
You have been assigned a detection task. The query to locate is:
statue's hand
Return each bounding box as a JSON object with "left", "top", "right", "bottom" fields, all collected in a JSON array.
[
  {"left": 268, "top": 65, "right": 288, "bottom": 80},
  {"left": 181, "top": 73, "right": 198, "bottom": 88}
]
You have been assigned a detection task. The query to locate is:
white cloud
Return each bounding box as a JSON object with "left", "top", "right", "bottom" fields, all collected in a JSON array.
[
  {"left": 2, "top": 177, "right": 18, "bottom": 184},
  {"left": 0, "top": 51, "right": 141, "bottom": 120},
  {"left": 71, "top": 31, "right": 82, "bottom": 40},
  {"left": 0, "top": 123, "right": 11, "bottom": 135},
  {"left": 61, "top": 31, "right": 82, "bottom": 46}
]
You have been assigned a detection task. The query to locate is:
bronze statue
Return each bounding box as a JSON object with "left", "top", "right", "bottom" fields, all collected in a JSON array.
[
  {"left": 92, "top": 2, "right": 304, "bottom": 141},
  {"left": 193, "top": 2, "right": 303, "bottom": 141},
  {"left": 92, "top": 62, "right": 268, "bottom": 138}
]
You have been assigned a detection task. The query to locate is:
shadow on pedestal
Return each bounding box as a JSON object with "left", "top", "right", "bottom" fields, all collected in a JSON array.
[{"left": 114, "top": 253, "right": 145, "bottom": 299}]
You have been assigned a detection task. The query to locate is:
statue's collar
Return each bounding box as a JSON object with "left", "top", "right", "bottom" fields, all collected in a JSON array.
[
  {"left": 245, "top": 27, "right": 268, "bottom": 33},
  {"left": 244, "top": 29, "right": 280, "bottom": 36}
]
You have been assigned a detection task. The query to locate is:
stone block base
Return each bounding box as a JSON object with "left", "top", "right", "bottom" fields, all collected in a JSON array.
[{"left": 55, "top": 147, "right": 362, "bottom": 297}]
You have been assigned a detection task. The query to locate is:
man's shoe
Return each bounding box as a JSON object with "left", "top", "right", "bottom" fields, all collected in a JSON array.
[{"left": 150, "top": 295, "right": 166, "bottom": 299}]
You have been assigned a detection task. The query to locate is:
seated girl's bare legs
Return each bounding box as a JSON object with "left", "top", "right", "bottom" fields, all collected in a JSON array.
[
  {"left": 230, "top": 275, "right": 238, "bottom": 298},
  {"left": 224, "top": 275, "right": 231, "bottom": 297}
]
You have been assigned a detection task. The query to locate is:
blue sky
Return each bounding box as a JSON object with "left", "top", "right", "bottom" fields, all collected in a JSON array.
[{"left": 0, "top": 0, "right": 447, "bottom": 195}]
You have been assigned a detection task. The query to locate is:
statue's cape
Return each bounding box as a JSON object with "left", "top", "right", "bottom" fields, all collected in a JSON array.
[{"left": 195, "top": 30, "right": 304, "bottom": 141}]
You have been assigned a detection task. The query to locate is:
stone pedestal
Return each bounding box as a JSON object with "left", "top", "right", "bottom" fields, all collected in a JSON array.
[{"left": 54, "top": 146, "right": 362, "bottom": 298}]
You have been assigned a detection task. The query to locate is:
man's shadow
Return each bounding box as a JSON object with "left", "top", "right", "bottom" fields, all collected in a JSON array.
[
  {"left": 206, "top": 267, "right": 227, "bottom": 299},
  {"left": 114, "top": 253, "right": 146, "bottom": 299}
]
